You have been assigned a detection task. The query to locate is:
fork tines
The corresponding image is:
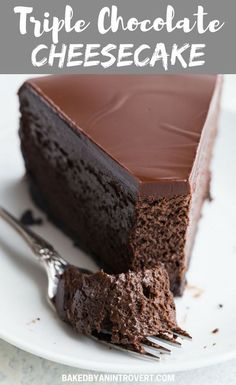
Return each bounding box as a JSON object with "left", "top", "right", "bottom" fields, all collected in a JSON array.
[
  {"left": 148, "top": 332, "right": 182, "bottom": 348},
  {"left": 92, "top": 328, "right": 191, "bottom": 361},
  {"left": 142, "top": 338, "right": 171, "bottom": 355},
  {"left": 91, "top": 330, "right": 161, "bottom": 360},
  {"left": 173, "top": 327, "right": 193, "bottom": 340},
  {"left": 147, "top": 327, "right": 192, "bottom": 349}
]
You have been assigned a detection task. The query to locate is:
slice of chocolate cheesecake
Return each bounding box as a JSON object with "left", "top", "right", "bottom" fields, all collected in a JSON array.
[
  {"left": 54, "top": 263, "right": 177, "bottom": 352},
  {"left": 19, "top": 75, "right": 222, "bottom": 295}
]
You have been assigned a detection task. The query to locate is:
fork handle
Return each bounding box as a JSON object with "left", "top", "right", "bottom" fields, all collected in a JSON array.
[
  {"left": 0, "top": 206, "right": 54, "bottom": 254},
  {"left": 0, "top": 206, "right": 68, "bottom": 266},
  {"left": 0, "top": 206, "right": 69, "bottom": 299}
]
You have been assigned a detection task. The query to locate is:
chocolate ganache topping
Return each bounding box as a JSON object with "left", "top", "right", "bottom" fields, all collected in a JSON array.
[{"left": 27, "top": 75, "right": 218, "bottom": 197}]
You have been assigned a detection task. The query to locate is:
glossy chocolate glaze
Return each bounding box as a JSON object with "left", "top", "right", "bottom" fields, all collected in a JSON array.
[{"left": 26, "top": 75, "right": 218, "bottom": 196}]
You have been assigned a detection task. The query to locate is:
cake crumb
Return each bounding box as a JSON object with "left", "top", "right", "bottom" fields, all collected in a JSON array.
[
  {"left": 203, "top": 345, "right": 207, "bottom": 349},
  {"left": 212, "top": 328, "right": 219, "bottom": 334},
  {"left": 218, "top": 304, "right": 223, "bottom": 309},
  {"left": 213, "top": 343, "right": 216, "bottom": 346},
  {"left": 20, "top": 209, "right": 43, "bottom": 226},
  {"left": 27, "top": 318, "right": 41, "bottom": 325},
  {"left": 186, "top": 284, "right": 204, "bottom": 298}
]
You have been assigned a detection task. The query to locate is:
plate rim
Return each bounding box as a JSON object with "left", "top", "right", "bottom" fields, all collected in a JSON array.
[{"left": 1, "top": 327, "right": 236, "bottom": 373}]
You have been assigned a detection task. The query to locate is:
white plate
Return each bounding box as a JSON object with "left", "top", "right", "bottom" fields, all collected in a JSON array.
[{"left": 0, "top": 98, "right": 236, "bottom": 372}]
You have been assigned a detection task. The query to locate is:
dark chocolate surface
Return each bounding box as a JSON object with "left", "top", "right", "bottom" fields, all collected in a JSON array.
[{"left": 26, "top": 75, "right": 217, "bottom": 196}]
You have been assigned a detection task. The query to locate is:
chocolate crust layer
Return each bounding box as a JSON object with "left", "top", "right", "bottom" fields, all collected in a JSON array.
[{"left": 19, "top": 75, "right": 222, "bottom": 295}]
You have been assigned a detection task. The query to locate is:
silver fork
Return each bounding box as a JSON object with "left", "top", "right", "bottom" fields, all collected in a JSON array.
[{"left": 0, "top": 206, "right": 191, "bottom": 361}]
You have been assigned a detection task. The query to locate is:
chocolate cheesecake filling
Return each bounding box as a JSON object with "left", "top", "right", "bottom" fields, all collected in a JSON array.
[{"left": 54, "top": 263, "right": 177, "bottom": 352}]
